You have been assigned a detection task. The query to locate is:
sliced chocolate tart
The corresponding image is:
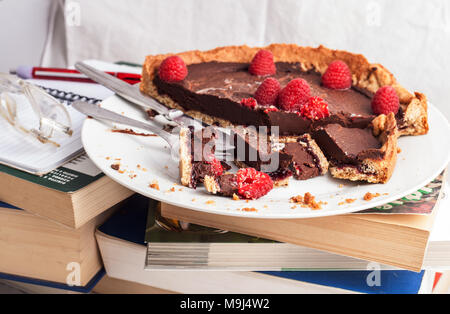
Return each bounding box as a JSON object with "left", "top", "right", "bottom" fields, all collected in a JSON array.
[
  {"left": 312, "top": 113, "right": 398, "bottom": 184},
  {"left": 141, "top": 44, "right": 428, "bottom": 137},
  {"left": 232, "top": 126, "right": 328, "bottom": 185},
  {"left": 204, "top": 167, "right": 274, "bottom": 200},
  {"left": 179, "top": 126, "right": 229, "bottom": 188}
]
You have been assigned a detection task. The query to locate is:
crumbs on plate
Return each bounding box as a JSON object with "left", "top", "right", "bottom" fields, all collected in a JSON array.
[
  {"left": 363, "top": 192, "right": 381, "bottom": 201},
  {"left": 241, "top": 207, "right": 258, "bottom": 212},
  {"left": 290, "top": 192, "right": 324, "bottom": 210},
  {"left": 149, "top": 180, "right": 160, "bottom": 191},
  {"left": 137, "top": 164, "right": 148, "bottom": 172}
]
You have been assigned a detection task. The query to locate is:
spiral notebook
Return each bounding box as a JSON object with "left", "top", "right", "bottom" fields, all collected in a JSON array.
[{"left": 0, "top": 79, "right": 111, "bottom": 175}]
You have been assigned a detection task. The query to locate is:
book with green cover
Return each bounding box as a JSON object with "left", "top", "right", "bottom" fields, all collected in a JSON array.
[
  {"left": 0, "top": 154, "right": 103, "bottom": 193},
  {"left": 358, "top": 171, "right": 445, "bottom": 214},
  {"left": 0, "top": 153, "right": 133, "bottom": 228},
  {"left": 145, "top": 201, "right": 275, "bottom": 244}
]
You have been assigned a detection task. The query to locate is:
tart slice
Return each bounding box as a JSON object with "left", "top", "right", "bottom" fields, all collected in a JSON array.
[
  {"left": 179, "top": 126, "right": 229, "bottom": 188},
  {"left": 232, "top": 126, "right": 328, "bottom": 186},
  {"left": 312, "top": 113, "right": 398, "bottom": 184},
  {"left": 204, "top": 167, "right": 274, "bottom": 200}
]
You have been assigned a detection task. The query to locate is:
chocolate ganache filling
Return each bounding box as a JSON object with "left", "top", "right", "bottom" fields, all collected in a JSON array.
[
  {"left": 154, "top": 62, "right": 375, "bottom": 135},
  {"left": 312, "top": 124, "right": 383, "bottom": 167}
]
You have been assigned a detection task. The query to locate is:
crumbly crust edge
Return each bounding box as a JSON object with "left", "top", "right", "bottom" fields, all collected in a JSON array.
[
  {"left": 179, "top": 128, "right": 193, "bottom": 187},
  {"left": 329, "top": 113, "right": 398, "bottom": 184},
  {"left": 141, "top": 44, "right": 428, "bottom": 136}
]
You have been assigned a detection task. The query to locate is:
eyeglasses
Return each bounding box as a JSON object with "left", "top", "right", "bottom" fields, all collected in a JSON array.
[{"left": 0, "top": 74, "right": 73, "bottom": 147}]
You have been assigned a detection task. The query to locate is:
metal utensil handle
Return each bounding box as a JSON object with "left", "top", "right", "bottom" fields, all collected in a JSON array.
[
  {"left": 72, "top": 100, "right": 174, "bottom": 144},
  {"left": 74, "top": 62, "right": 170, "bottom": 115}
]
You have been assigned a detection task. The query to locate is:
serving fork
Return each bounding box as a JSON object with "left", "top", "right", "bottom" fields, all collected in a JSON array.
[
  {"left": 72, "top": 100, "right": 232, "bottom": 160},
  {"left": 74, "top": 61, "right": 234, "bottom": 157}
]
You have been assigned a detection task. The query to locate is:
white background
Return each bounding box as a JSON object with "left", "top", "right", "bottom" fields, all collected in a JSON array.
[{"left": 1, "top": 0, "right": 449, "bottom": 121}]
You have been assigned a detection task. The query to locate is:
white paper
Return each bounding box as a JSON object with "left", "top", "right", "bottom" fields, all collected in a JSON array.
[{"left": 0, "top": 60, "right": 139, "bottom": 175}]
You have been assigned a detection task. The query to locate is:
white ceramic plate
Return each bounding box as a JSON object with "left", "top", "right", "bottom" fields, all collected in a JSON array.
[{"left": 81, "top": 95, "right": 450, "bottom": 219}]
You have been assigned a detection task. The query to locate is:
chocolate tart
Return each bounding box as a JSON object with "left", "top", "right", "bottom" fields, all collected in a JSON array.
[
  {"left": 204, "top": 173, "right": 239, "bottom": 198},
  {"left": 232, "top": 126, "right": 328, "bottom": 185},
  {"left": 141, "top": 44, "right": 428, "bottom": 137},
  {"left": 312, "top": 113, "right": 398, "bottom": 184},
  {"left": 179, "top": 126, "right": 230, "bottom": 188}
]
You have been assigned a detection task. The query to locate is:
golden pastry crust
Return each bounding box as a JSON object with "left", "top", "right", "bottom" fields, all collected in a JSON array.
[
  {"left": 178, "top": 128, "right": 192, "bottom": 187},
  {"left": 329, "top": 113, "right": 398, "bottom": 184},
  {"left": 141, "top": 44, "right": 428, "bottom": 137},
  {"left": 203, "top": 175, "right": 219, "bottom": 194}
]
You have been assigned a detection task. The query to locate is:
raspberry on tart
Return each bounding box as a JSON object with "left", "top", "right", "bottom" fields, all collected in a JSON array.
[
  {"left": 254, "top": 77, "right": 281, "bottom": 107},
  {"left": 300, "top": 97, "right": 330, "bottom": 120},
  {"left": 371, "top": 86, "right": 400, "bottom": 115},
  {"left": 158, "top": 56, "right": 188, "bottom": 82},
  {"left": 277, "top": 78, "right": 311, "bottom": 111},
  {"left": 322, "top": 60, "right": 352, "bottom": 90},
  {"left": 248, "top": 49, "right": 277, "bottom": 76},
  {"left": 240, "top": 97, "right": 258, "bottom": 109}
]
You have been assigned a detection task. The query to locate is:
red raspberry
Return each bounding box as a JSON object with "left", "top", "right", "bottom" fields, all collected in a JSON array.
[
  {"left": 322, "top": 60, "right": 352, "bottom": 90},
  {"left": 207, "top": 158, "right": 224, "bottom": 177},
  {"left": 240, "top": 97, "right": 257, "bottom": 109},
  {"left": 264, "top": 107, "right": 279, "bottom": 114},
  {"left": 300, "top": 97, "right": 330, "bottom": 120},
  {"left": 371, "top": 86, "right": 400, "bottom": 115},
  {"left": 158, "top": 56, "right": 188, "bottom": 82},
  {"left": 277, "top": 78, "right": 311, "bottom": 111},
  {"left": 254, "top": 78, "right": 281, "bottom": 106},
  {"left": 236, "top": 168, "right": 274, "bottom": 200},
  {"left": 248, "top": 50, "right": 276, "bottom": 76}
]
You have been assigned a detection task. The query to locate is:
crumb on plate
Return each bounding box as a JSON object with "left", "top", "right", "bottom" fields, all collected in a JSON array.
[
  {"left": 363, "top": 192, "right": 381, "bottom": 201},
  {"left": 290, "top": 192, "right": 323, "bottom": 210},
  {"left": 241, "top": 207, "right": 258, "bottom": 212},
  {"left": 149, "top": 180, "right": 160, "bottom": 191}
]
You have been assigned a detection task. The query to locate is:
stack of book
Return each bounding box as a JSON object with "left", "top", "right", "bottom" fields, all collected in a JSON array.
[
  {"left": 154, "top": 173, "right": 447, "bottom": 272},
  {"left": 95, "top": 171, "right": 450, "bottom": 293},
  {"left": 1, "top": 71, "right": 448, "bottom": 293},
  {"left": 0, "top": 154, "right": 133, "bottom": 290}
]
